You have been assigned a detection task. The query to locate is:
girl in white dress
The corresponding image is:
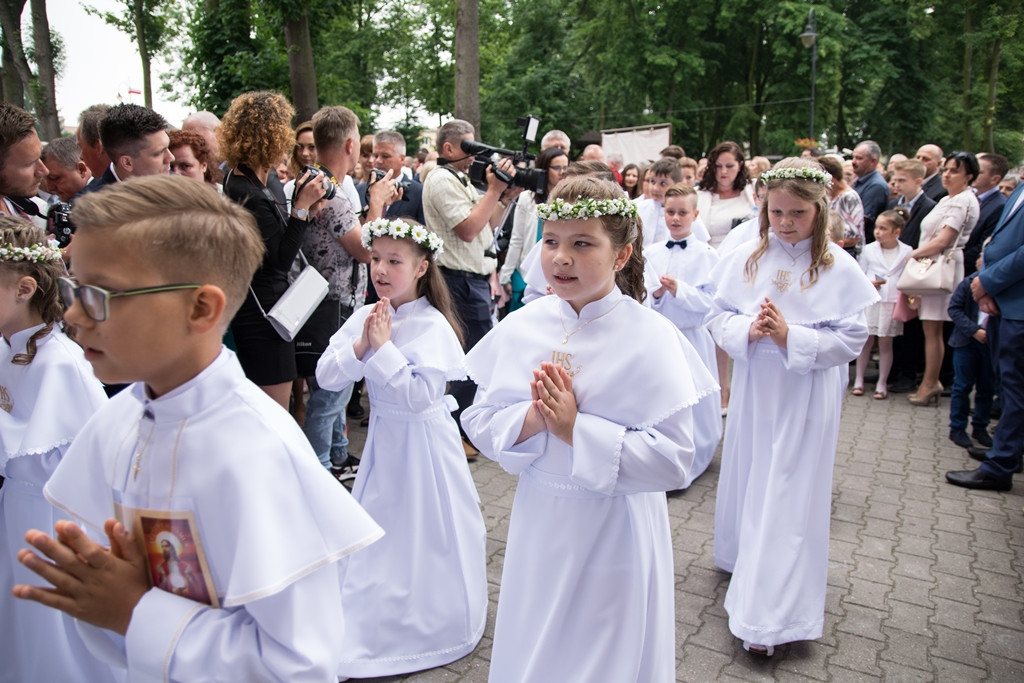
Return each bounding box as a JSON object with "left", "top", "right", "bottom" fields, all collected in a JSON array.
[
  {"left": 647, "top": 183, "right": 723, "bottom": 482},
  {"left": 462, "top": 177, "right": 717, "bottom": 682},
  {"left": 853, "top": 208, "right": 913, "bottom": 399},
  {"left": 707, "top": 159, "right": 878, "bottom": 656},
  {"left": 316, "top": 218, "right": 487, "bottom": 677},
  {"left": 0, "top": 219, "right": 117, "bottom": 682}
]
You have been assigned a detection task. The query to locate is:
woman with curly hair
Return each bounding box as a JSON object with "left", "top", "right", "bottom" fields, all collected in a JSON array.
[
  {"left": 169, "top": 128, "right": 221, "bottom": 188},
  {"left": 220, "top": 90, "right": 328, "bottom": 408}
]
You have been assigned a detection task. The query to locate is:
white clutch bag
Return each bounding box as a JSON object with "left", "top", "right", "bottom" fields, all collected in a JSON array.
[{"left": 251, "top": 251, "right": 329, "bottom": 341}]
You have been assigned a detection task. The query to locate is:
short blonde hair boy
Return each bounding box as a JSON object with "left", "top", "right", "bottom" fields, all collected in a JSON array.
[{"left": 71, "top": 175, "right": 265, "bottom": 325}]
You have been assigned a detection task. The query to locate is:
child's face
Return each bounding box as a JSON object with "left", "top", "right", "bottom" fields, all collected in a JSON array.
[
  {"left": 767, "top": 190, "right": 817, "bottom": 245},
  {"left": 370, "top": 237, "right": 428, "bottom": 308},
  {"left": 679, "top": 167, "right": 697, "bottom": 187},
  {"left": 63, "top": 231, "right": 203, "bottom": 397},
  {"left": 873, "top": 217, "right": 900, "bottom": 247},
  {"left": 541, "top": 217, "right": 631, "bottom": 314},
  {"left": 891, "top": 172, "right": 921, "bottom": 200},
  {"left": 648, "top": 174, "right": 673, "bottom": 204},
  {"left": 663, "top": 195, "right": 698, "bottom": 239}
]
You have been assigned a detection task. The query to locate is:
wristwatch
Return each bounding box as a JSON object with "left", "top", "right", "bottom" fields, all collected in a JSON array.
[{"left": 292, "top": 207, "right": 309, "bottom": 220}]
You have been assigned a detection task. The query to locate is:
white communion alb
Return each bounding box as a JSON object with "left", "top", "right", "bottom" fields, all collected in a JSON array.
[
  {"left": 707, "top": 236, "right": 877, "bottom": 647},
  {"left": 316, "top": 296, "right": 488, "bottom": 677},
  {"left": 463, "top": 288, "right": 717, "bottom": 682}
]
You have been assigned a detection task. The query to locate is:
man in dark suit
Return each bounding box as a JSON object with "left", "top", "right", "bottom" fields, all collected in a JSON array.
[
  {"left": 887, "top": 159, "right": 937, "bottom": 393},
  {"left": 75, "top": 104, "right": 111, "bottom": 190},
  {"left": 356, "top": 129, "right": 426, "bottom": 225},
  {"left": 946, "top": 180, "right": 1024, "bottom": 490},
  {"left": 81, "top": 104, "right": 172, "bottom": 194},
  {"left": 963, "top": 153, "right": 1010, "bottom": 275},
  {"left": 916, "top": 143, "right": 948, "bottom": 201}
]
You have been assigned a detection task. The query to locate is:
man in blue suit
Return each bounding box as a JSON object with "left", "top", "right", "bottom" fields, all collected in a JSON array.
[
  {"left": 356, "top": 129, "right": 426, "bottom": 225},
  {"left": 946, "top": 179, "right": 1024, "bottom": 490},
  {"left": 964, "top": 153, "right": 1010, "bottom": 275}
]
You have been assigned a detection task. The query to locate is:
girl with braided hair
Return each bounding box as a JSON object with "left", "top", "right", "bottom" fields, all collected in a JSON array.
[{"left": 0, "top": 217, "right": 114, "bottom": 681}]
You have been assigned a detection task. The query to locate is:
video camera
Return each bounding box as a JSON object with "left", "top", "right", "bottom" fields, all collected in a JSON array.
[
  {"left": 47, "top": 202, "right": 75, "bottom": 248},
  {"left": 461, "top": 116, "right": 546, "bottom": 194}
]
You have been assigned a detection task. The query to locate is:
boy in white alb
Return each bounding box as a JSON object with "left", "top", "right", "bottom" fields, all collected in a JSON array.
[
  {"left": 635, "top": 158, "right": 711, "bottom": 246},
  {"left": 647, "top": 184, "right": 723, "bottom": 481},
  {"left": 13, "top": 176, "right": 382, "bottom": 682}
]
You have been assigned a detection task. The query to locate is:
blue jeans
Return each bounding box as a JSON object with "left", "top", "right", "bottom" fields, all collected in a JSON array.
[
  {"left": 302, "top": 375, "right": 352, "bottom": 470},
  {"left": 949, "top": 341, "right": 994, "bottom": 432},
  {"left": 980, "top": 317, "right": 1024, "bottom": 479}
]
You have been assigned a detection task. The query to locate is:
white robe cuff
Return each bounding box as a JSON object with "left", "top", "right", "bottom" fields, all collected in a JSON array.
[
  {"left": 570, "top": 413, "right": 624, "bottom": 496},
  {"left": 364, "top": 340, "right": 406, "bottom": 387},
  {"left": 125, "top": 588, "right": 202, "bottom": 681},
  {"left": 780, "top": 325, "right": 819, "bottom": 375},
  {"left": 315, "top": 338, "right": 365, "bottom": 388},
  {"left": 491, "top": 402, "right": 549, "bottom": 474},
  {"left": 716, "top": 313, "right": 759, "bottom": 360}
]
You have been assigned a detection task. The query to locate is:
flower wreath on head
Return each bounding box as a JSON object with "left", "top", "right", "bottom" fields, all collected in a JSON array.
[
  {"left": 759, "top": 166, "right": 833, "bottom": 188},
  {"left": 536, "top": 196, "right": 640, "bottom": 221},
  {"left": 362, "top": 218, "right": 445, "bottom": 259},
  {"left": 0, "top": 240, "right": 64, "bottom": 264}
]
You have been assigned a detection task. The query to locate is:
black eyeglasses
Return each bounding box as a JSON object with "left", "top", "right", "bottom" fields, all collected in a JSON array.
[{"left": 57, "top": 277, "right": 200, "bottom": 322}]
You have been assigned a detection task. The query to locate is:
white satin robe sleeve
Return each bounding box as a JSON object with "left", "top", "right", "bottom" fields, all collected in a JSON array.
[
  {"left": 77, "top": 563, "right": 345, "bottom": 683},
  {"left": 705, "top": 301, "right": 759, "bottom": 360},
  {"left": 463, "top": 391, "right": 696, "bottom": 496},
  {"left": 651, "top": 280, "right": 716, "bottom": 329}
]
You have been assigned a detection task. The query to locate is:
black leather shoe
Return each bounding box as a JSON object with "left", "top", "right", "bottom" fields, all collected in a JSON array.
[
  {"left": 972, "top": 428, "right": 993, "bottom": 448},
  {"left": 949, "top": 430, "right": 973, "bottom": 449},
  {"left": 888, "top": 378, "right": 917, "bottom": 394},
  {"left": 946, "top": 468, "right": 1012, "bottom": 491},
  {"left": 967, "top": 445, "right": 990, "bottom": 461}
]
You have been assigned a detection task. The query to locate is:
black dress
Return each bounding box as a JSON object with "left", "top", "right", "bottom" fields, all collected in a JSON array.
[{"left": 224, "top": 165, "right": 310, "bottom": 385}]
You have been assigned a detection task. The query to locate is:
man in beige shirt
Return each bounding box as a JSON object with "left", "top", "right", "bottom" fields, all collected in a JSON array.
[{"left": 422, "top": 119, "right": 521, "bottom": 452}]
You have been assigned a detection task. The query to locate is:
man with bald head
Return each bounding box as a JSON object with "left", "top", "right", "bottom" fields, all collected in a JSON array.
[
  {"left": 916, "top": 144, "right": 947, "bottom": 201},
  {"left": 182, "top": 111, "right": 221, "bottom": 160},
  {"left": 581, "top": 144, "right": 604, "bottom": 162}
]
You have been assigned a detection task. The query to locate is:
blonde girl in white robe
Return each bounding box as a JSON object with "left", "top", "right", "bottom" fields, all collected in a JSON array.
[
  {"left": 316, "top": 218, "right": 487, "bottom": 678},
  {"left": 0, "top": 219, "right": 119, "bottom": 683},
  {"left": 463, "top": 177, "right": 717, "bottom": 682},
  {"left": 707, "top": 159, "right": 878, "bottom": 656}
]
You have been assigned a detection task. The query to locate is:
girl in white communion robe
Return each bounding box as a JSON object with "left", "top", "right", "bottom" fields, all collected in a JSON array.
[{"left": 463, "top": 178, "right": 717, "bottom": 683}]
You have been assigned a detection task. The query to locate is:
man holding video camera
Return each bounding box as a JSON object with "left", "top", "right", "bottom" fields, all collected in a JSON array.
[{"left": 423, "top": 119, "right": 522, "bottom": 454}]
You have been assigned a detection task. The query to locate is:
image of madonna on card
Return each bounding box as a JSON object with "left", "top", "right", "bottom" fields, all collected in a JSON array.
[{"left": 136, "top": 511, "right": 219, "bottom": 607}]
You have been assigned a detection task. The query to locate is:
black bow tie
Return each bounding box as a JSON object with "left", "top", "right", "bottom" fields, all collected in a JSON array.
[{"left": 666, "top": 239, "right": 687, "bottom": 249}]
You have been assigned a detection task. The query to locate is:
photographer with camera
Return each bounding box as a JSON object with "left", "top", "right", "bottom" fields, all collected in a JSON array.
[
  {"left": 423, "top": 119, "right": 523, "bottom": 456},
  {"left": 0, "top": 104, "right": 48, "bottom": 227},
  {"left": 358, "top": 130, "right": 425, "bottom": 225}
]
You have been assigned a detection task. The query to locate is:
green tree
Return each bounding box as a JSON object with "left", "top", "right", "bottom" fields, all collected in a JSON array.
[{"left": 85, "top": 0, "right": 183, "bottom": 109}]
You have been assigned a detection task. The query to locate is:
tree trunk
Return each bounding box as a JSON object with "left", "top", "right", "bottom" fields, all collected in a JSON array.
[
  {"left": 454, "top": 0, "right": 480, "bottom": 134},
  {"left": 961, "top": 2, "right": 973, "bottom": 150},
  {"left": 0, "top": 0, "right": 33, "bottom": 102},
  {"left": 746, "top": 21, "right": 761, "bottom": 154},
  {"left": 982, "top": 36, "right": 1001, "bottom": 153},
  {"left": 283, "top": 12, "right": 318, "bottom": 123},
  {"left": 132, "top": 0, "right": 152, "bottom": 108},
  {"left": 1, "top": 41, "right": 25, "bottom": 107},
  {"left": 29, "top": 0, "right": 59, "bottom": 138}
]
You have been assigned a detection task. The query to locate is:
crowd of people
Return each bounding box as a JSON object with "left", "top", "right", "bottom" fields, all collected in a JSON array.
[{"left": 0, "top": 91, "right": 1023, "bottom": 681}]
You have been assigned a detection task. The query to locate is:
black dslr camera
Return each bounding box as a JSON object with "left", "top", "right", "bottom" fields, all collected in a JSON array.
[
  {"left": 294, "top": 165, "right": 337, "bottom": 202},
  {"left": 369, "top": 168, "right": 412, "bottom": 195},
  {"left": 461, "top": 116, "right": 546, "bottom": 194},
  {"left": 47, "top": 202, "right": 75, "bottom": 248}
]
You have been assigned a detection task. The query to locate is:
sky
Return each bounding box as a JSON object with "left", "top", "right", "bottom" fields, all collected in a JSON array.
[
  {"left": 46, "top": 0, "right": 412, "bottom": 134},
  {"left": 49, "top": 0, "right": 190, "bottom": 131}
]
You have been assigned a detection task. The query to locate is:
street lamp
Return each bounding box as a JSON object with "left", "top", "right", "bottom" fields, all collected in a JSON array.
[{"left": 799, "top": 9, "right": 818, "bottom": 142}]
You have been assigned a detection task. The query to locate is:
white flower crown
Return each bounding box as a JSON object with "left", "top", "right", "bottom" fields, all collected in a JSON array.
[
  {"left": 362, "top": 218, "right": 444, "bottom": 259},
  {"left": 536, "top": 196, "right": 640, "bottom": 221},
  {"left": 759, "top": 166, "right": 833, "bottom": 187},
  {"left": 0, "top": 240, "right": 63, "bottom": 264}
]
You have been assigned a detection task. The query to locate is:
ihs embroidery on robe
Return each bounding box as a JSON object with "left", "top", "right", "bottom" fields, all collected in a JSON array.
[
  {"left": 550, "top": 350, "right": 582, "bottom": 377},
  {"left": 771, "top": 269, "right": 792, "bottom": 293},
  {"left": 0, "top": 385, "right": 11, "bottom": 413}
]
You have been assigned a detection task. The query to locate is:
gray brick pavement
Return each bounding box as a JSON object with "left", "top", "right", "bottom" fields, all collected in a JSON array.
[{"left": 344, "top": 383, "right": 1024, "bottom": 681}]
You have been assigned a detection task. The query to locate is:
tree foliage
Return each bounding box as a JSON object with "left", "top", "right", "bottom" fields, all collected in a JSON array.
[{"left": 165, "top": 0, "right": 1023, "bottom": 161}]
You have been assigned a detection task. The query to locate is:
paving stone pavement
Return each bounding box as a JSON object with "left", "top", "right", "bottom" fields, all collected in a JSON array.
[{"left": 342, "top": 379, "right": 1024, "bottom": 682}]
